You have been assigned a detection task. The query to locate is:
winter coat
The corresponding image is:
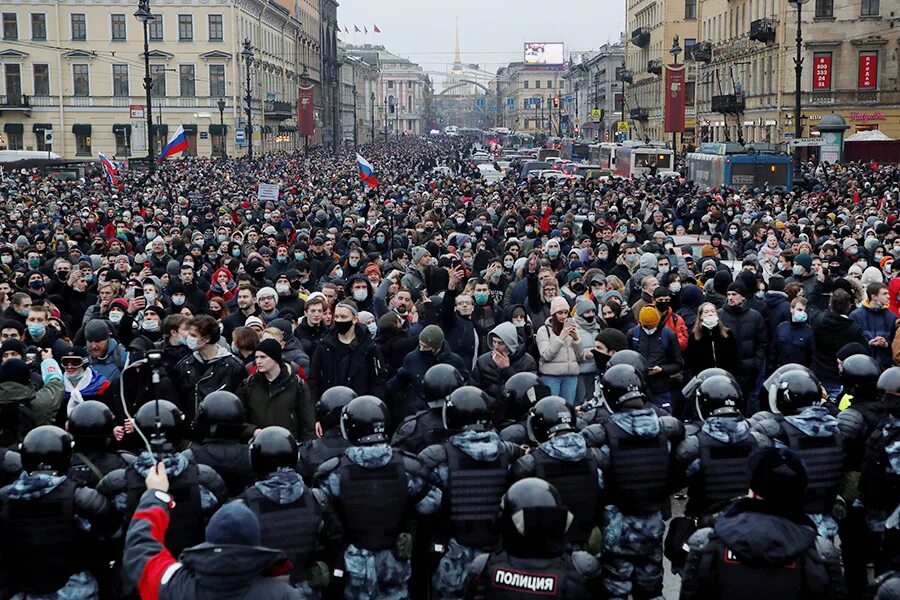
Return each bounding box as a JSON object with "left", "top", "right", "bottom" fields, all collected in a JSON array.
[
  {"left": 307, "top": 325, "right": 382, "bottom": 400},
  {"left": 293, "top": 317, "right": 328, "bottom": 361},
  {"left": 86, "top": 338, "right": 128, "bottom": 382},
  {"left": 0, "top": 359, "right": 64, "bottom": 428},
  {"left": 388, "top": 342, "right": 469, "bottom": 416},
  {"left": 763, "top": 291, "right": 791, "bottom": 343},
  {"left": 536, "top": 319, "right": 583, "bottom": 376},
  {"left": 472, "top": 322, "right": 538, "bottom": 400},
  {"left": 573, "top": 315, "right": 602, "bottom": 374},
  {"left": 685, "top": 328, "right": 740, "bottom": 376},
  {"left": 441, "top": 289, "right": 480, "bottom": 371},
  {"left": 221, "top": 308, "right": 260, "bottom": 343},
  {"left": 718, "top": 302, "right": 767, "bottom": 390},
  {"left": 811, "top": 311, "right": 868, "bottom": 385},
  {"left": 662, "top": 309, "right": 689, "bottom": 350},
  {"left": 374, "top": 329, "right": 418, "bottom": 381},
  {"left": 629, "top": 326, "right": 683, "bottom": 394},
  {"left": 772, "top": 321, "right": 816, "bottom": 370},
  {"left": 850, "top": 301, "right": 898, "bottom": 369},
  {"left": 237, "top": 362, "right": 315, "bottom": 442},
  {"left": 677, "top": 284, "right": 704, "bottom": 330},
  {"left": 173, "top": 346, "right": 247, "bottom": 422}
]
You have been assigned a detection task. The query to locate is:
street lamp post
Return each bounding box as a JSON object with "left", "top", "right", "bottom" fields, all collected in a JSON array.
[
  {"left": 670, "top": 36, "right": 682, "bottom": 154},
  {"left": 370, "top": 91, "right": 375, "bottom": 143},
  {"left": 574, "top": 82, "right": 580, "bottom": 139},
  {"left": 352, "top": 86, "right": 358, "bottom": 148},
  {"left": 216, "top": 98, "right": 226, "bottom": 158},
  {"left": 134, "top": 0, "right": 155, "bottom": 171},
  {"left": 241, "top": 39, "right": 254, "bottom": 160},
  {"left": 384, "top": 99, "right": 389, "bottom": 140},
  {"left": 299, "top": 64, "right": 309, "bottom": 153},
  {"left": 789, "top": 0, "right": 809, "bottom": 185}
]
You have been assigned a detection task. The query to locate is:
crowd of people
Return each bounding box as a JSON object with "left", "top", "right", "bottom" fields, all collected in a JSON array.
[{"left": 0, "top": 136, "right": 897, "bottom": 599}]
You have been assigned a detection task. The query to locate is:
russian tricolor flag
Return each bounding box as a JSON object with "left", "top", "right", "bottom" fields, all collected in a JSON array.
[
  {"left": 98, "top": 153, "right": 118, "bottom": 187},
  {"left": 157, "top": 125, "right": 188, "bottom": 163},
  {"left": 357, "top": 153, "right": 378, "bottom": 188}
]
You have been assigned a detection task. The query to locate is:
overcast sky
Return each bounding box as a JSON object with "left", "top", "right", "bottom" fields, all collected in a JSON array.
[{"left": 336, "top": 0, "right": 625, "bottom": 86}]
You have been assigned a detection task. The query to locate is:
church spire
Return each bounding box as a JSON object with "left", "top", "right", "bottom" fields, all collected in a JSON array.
[{"left": 454, "top": 17, "right": 461, "bottom": 66}]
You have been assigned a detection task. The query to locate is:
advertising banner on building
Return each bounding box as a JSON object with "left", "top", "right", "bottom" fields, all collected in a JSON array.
[
  {"left": 664, "top": 64, "right": 686, "bottom": 133},
  {"left": 858, "top": 52, "right": 878, "bottom": 89},
  {"left": 298, "top": 85, "right": 315, "bottom": 136},
  {"left": 813, "top": 53, "right": 832, "bottom": 90}
]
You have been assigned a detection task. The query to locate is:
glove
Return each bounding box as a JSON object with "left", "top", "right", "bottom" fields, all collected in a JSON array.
[
  {"left": 307, "top": 561, "right": 330, "bottom": 589},
  {"left": 395, "top": 532, "right": 413, "bottom": 561},
  {"left": 586, "top": 526, "right": 603, "bottom": 557}
]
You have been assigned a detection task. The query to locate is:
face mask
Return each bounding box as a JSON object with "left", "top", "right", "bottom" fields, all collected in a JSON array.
[
  {"left": 144, "top": 292, "right": 157, "bottom": 303},
  {"left": 504, "top": 260, "right": 514, "bottom": 270},
  {"left": 353, "top": 289, "right": 368, "bottom": 302},
  {"left": 642, "top": 327, "right": 657, "bottom": 335},
  {"left": 277, "top": 255, "right": 287, "bottom": 264},
  {"left": 742, "top": 230, "right": 751, "bottom": 239},
  {"left": 755, "top": 291, "right": 765, "bottom": 299},
  {"left": 701, "top": 315, "right": 719, "bottom": 329},
  {"left": 29, "top": 280, "right": 44, "bottom": 290},
  {"left": 335, "top": 320, "right": 354, "bottom": 334},
  {"left": 792, "top": 311, "right": 808, "bottom": 323},
  {"left": 582, "top": 314, "right": 595, "bottom": 323},
  {"left": 28, "top": 258, "right": 40, "bottom": 268},
  {"left": 490, "top": 270, "right": 502, "bottom": 283},
  {"left": 66, "top": 371, "right": 84, "bottom": 382},
  {"left": 657, "top": 266, "right": 669, "bottom": 275},
  {"left": 792, "top": 265, "right": 804, "bottom": 276},
  {"left": 376, "top": 235, "right": 386, "bottom": 244},
  {"left": 875, "top": 254, "right": 884, "bottom": 261},
  {"left": 513, "top": 319, "right": 526, "bottom": 328},
  {"left": 231, "top": 248, "right": 241, "bottom": 257},
  {"left": 669, "top": 282, "right": 682, "bottom": 293},
  {"left": 0, "top": 256, "right": 11, "bottom": 265},
  {"left": 333, "top": 268, "right": 343, "bottom": 279},
  {"left": 625, "top": 254, "right": 638, "bottom": 264},
  {"left": 27, "top": 324, "right": 45, "bottom": 338},
  {"left": 548, "top": 248, "right": 559, "bottom": 258},
  {"left": 597, "top": 252, "right": 608, "bottom": 260},
  {"left": 474, "top": 292, "right": 489, "bottom": 305},
  {"left": 172, "top": 295, "right": 186, "bottom": 306},
  {"left": 108, "top": 311, "right": 124, "bottom": 323},
  {"left": 185, "top": 335, "right": 200, "bottom": 350},
  {"left": 777, "top": 262, "right": 785, "bottom": 271},
  {"left": 592, "top": 350, "right": 610, "bottom": 371},
  {"left": 525, "top": 225, "right": 534, "bottom": 233},
  {"left": 146, "top": 231, "right": 157, "bottom": 241},
  {"left": 349, "top": 258, "right": 360, "bottom": 268},
  {"left": 142, "top": 319, "right": 160, "bottom": 332},
  {"left": 367, "top": 322, "right": 378, "bottom": 336},
  {"left": 276, "top": 283, "right": 291, "bottom": 294},
  {"left": 655, "top": 301, "right": 670, "bottom": 312},
  {"left": 456, "top": 217, "right": 465, "bottom": 225},
  {"left": 626, "top": 235, "right": 636, "bottom": 243},
  {"left": 217, "top": 234, "right": 227, "bottom": 243}
]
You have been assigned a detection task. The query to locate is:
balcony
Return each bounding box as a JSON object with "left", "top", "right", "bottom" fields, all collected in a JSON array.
[
  {"left": 264, "top": 99, "right": 294, "bottom": 120},
  {"left": 631, "top": 27, "right": 650, "bottom": 48},
  {"left": 0, "top": 94, "right": 31, "bottom": 112},
  {"left": 808, "top": 92, "right": 835, "bottom": 106},
  {"left": 647, "top": 60, "right": 663, "bottom": 76},
  {"left": 630, "top": 107, "right": 649, "bottom": 121},
  {"left": 749, "top": 19, "right": 776, "bottom": 43},
  {"left": 688, "top": 41, "right": 712, "bottom": 63},
  {"left": 711, "top": 94, "right": 745, "bottom": 114}
]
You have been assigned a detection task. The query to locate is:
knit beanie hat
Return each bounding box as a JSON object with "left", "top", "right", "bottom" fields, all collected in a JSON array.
[
  {"left": 575, "top": 298, "right": 596, "bottom": 316},
  {"left": 795, "top": 253, "right": 813, "bottom": 271},
  {"left": 596, "top": 328, "right": 627, "bottom": 352},
  {"left": 550, "top": 296, "right": 570, "bottom": 315},
  {"left": 0, "top": 358, "right": 31, "bottom": 385},
  {"left": 255, "top": 338, "right": 283, "bottom": 363},
  {"left": 205, "top": 501, "right": 261, "bottom": 546},
  {"left": 727, "top": 280, "right": 748, "bottom": 298},
  {"left": 419, "top": 324, "right": 444, "bottom": 350},
  {"left": 639, "top": 306, "right": 661, "bottom": 328},
  {"left": 85, "top": 320, "right": 111, "bottom": 342}
]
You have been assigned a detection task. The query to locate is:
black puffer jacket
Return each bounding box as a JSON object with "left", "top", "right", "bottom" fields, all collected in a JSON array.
[
  {"left": 307, "top": 325, "right": 382, "bottom": 400},
  {"left": 717, "top": 302, "right": 767, "bottom": 390}
]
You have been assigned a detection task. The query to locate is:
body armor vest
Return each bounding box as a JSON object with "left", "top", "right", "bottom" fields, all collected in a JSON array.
[
  {"left": 446, "top": 444, "right": 509, "bottom": 548},
  {"left": 603, "top": 420, "right": 670, "bottom": 515},
  {"left": 532, "top": 448, "right": 599, "bottom": 545},
  {"left": 782, "top": 421, "right": 843, "bottom": 514},
  {"left": 338, "top": 451, "right": 408, "bottom": 551},
  {"left": 484, "top": 551, "right": 570, "bottom": 599},
  {"left": 694, "top": 431, "right": 757, "bottom": 515},
  {"left": 126, "top": 462, "right": 203, "bottom": 556}
]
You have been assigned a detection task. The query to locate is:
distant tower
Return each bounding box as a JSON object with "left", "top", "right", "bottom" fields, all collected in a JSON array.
[{"left": 454, "top": 17, "right": 462, "bottom": 68}]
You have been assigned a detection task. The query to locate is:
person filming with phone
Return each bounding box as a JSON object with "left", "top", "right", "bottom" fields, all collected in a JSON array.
[{"left": 536, "top": 296, "right": 582, "bottom": 405}]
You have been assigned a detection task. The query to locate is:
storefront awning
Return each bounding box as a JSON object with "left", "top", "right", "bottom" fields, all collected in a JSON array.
[
  {"left": 150, "top": 124, "right": 168, "bottom": 136},
  {"left": 113, "top": 124, "right": 132, "bottom": 134},
  {"left": 32, "top": 123, "right": 52, "bottom": 132},
  {"left": 182, "top": 124, "right": 198, "bottom": 134},
  {"left": 3, "top": 123, "right": 23, "bottom": 134},
  {"left": 72, "top": 124, "right": 92, "bottom": 135},
  {"left": 209, "top": 124, "right": 228, "bottom": 135}
]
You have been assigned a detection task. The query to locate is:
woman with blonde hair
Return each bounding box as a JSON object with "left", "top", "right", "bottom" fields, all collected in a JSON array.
[{"left": 685, "top": 302, "right": 739, "bottom": 375}]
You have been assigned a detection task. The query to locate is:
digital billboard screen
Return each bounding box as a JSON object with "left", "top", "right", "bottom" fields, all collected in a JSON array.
[{"left": 524, "top": 42, "right": 565, "bottom": 65}]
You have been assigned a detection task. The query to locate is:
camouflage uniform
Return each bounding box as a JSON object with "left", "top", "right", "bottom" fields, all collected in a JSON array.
[
  {"left": 860, "top": 415, "right": 900, "bottom": 573},
  {"left": 317, "top": 444, "right": 440, "bottom": 600}
]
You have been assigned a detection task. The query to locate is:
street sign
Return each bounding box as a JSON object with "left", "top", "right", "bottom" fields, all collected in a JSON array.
[
  {"left": 591, "top": 108, "right": 603, "bottom": 122},
  {"left": 791, "top": 137, "right": 826, "bottom": 147},
  {"left": 566, "top": 95, "right": 573, "bottom": 104},
  {"left": 199, "top": 132, "right": 208, "bottom": 140},
  {"left": 130, "top": 105, "right": 145, "bottom": 118},
  {"left": 235, "top": 128, "right": 246, "bottom": 144},
  {"left": 616, "top": 121, "right": 630, "bottom": 133},
  {"left": 257, "top": 183, "right": 280, "bottom": 202}
]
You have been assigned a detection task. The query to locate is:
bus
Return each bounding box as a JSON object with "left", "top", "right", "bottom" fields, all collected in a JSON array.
[
  {"left": 614, "top": 144, "right": 674, "bottom": 178},
  {"left": 589, "top": 143, "right": 621, "bottom": 174},
  {"left": 685, "top": 143, "right": 793, "bottom": 190},
  {"left": 559, "top": 139, "right": 590, "bottom": 161}
]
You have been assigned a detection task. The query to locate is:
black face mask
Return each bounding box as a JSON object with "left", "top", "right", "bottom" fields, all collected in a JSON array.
[
  {"left": 592, "top": 349, "right": 610, "bottom": 371},
  {"left": 582, "top": 314, "right": 595, "bottom": 323},
  {"left": 655, "top": 301, "right": 670, "bottom": 313},
  {"left": 334, "top": 320, "right": 354, "bottom": 334}
]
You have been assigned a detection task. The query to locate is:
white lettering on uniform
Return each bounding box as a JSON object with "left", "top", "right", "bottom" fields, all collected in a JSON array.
[{"left": 491, "top": 567, "right": 558, "bottom": 595}]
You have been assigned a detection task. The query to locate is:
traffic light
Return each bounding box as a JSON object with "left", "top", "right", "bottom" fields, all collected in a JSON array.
[{"left": 552, "top": 96, "right": 560, "bottom": 108}]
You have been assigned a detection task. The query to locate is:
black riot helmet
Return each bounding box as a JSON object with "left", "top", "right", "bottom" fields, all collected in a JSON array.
[
  {"left": 501, "top": 477, "right": 572, "bottom": 559},
  {"left": 135, "top": 400, "right": 187, "bottom": 444},
  {"left": 877, "top": 366, "right": 900, "bottom": 416},
  {"left": 317, "top": 386, "right": 358, "bottom": 430},
  {"left": 340, "top": 396, "right": 390, "bottom": 445},
  {"left": 682, "top": 368, "right": 736, "bottom": 400},
  {"left": 196, "top": 391, "right": 246, "bottom": 439},
  {"left": 249, "top": 426, "right": 298, "bottom": 478},
  {"left": 840, "top": 354, "right": 881, "bottom": 400},
  {"left": 501, "top": 372, "right": 551, "bottom": 421},
  {"left": 696, "top": 375, "right": 743, "bottom": 420},
  {"left": 423, "top": 364, "right": 465, "bottom": 408},
  {"left": 601, "top": 364, "right": 647, "bottom": 409},
  {"left": 20, "top": 425, "right": 74, "bottom": 474},
  {"left": 607, "top": 349, "right": 649, "bottom": 376},
  {"left": 772, "top": 369, "right": 822, "bottom": 416},
  {"left": 527, "top": 396, "right": 576, "bottom": 443},
  {"left": 443, "top": 386, "right": 492, "bottom": 432},
  {"left": 67, "top": 400, "right": 115, "bottom": 452}
]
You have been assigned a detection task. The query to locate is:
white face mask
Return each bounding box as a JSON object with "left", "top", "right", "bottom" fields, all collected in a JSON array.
[
  {"left": 276, "top": 283, "right": 291, "bottom": 294},
  {"left": 108, "top": 311, "right": 124, "bottom": 324},
  {"left": 333, "top": 268, "right": 343, "bottom": 279},
  {"left": 642, "top": 326, "right": 657, "bottom": 335},
  {"left": 172, "top": 295, "right": 185, "bottom": 306},
  {"left": 702, "top": 315, "right": 719, "bottom": 329},
  {"left": 367, "top": 322, "right": 378, "bottom": 336},
  {"left": 144, "top": 292, "right": 156, "bottom": 303},
  {"left": 669, "top": 282, "right": 682, "bottom": 293},
  {"left": 353, "top": 289, "right": 368, "bottom": 302},
  {"left": 513, "top": 319, "right": 526, "bottom": 328},
  {"left": 142, "top": 319, "right": 160, "bottom": 332}
]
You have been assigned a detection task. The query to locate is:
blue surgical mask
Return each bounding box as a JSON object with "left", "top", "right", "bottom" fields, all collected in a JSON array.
[
  {"left": 27, "top": 324, "right": 45, "bottom": 338},
  {"left": 185, "top": 335, "right": 200, "bottom": 350},
  {"left": 367, "top": 322, "right": 378, "bottom": 336},
  {"left": 232, "top": 248, "right": 241, "bottom": 257},
  {"left": 277, "top": 255, "right": 287, "bottom": 263},
  {"left": 792, "top": 311, "right": 808, "bottom": 323}
]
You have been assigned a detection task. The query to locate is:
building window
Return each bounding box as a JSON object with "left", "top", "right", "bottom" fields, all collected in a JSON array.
[
  {"left": 387, "top": 80, "right": 393, "bottom": 88},
  {"left": 180, "top": 64, "right": 195, "bottom": 96},
  {"left": 33, "top": 64, "right": 49, "bottom": 96},
  {"left": 523, "top": 98, "right": 529, "bottom": 109},
  {"left": 685, "top": 0, "right": 697, "bottom": 19},
  {"left": 814, "top": 0, "right": 834, "bottom": 17},
  {"left": 115, "top": 130, "right": 131, "bottom": 156},
  {"left": 388, "top": 95, "right": 395, "bottom": 113},
  {"left": 524, "top": 80, "right": 529, "bottom": 89},
  {"left": 150, "top": 64, "right": 166, "bottom": 96},
  {"left": 111, "top": 14, "right": 126, "bottom": 40},
  {"left": 7, "top": 132, "right": 22, "bottom": 150},
  {"left": 149, "top": 16, "right": 163, "bottom": 41},
  {"left": 407, "top": 95, "right": 412, "bottom": 112},
  {"left": 71, "top": 14, "right": 86, "bottom": 40},
  {"left": 535, "top": 80, "right": 541, "bottom": 89},
  {"left": 860, "top": 0, "right": 879, "bottom": 15},
  {"left": 209, "top": 64, "right": 225, "bottom": 96},
  {"left": 36, "top": 130, "right": 51, "bottom": 152},
  {"left": 178, "top": 14, "right": 193, "bottom": 41},
  {"left": 113, "top": 64, "right": 129, "bottom": 96},
  {"left": 31, "top": 14, "right": 46, "bottom": 40},
  {"left": 3, "top": 13, "right": 18, "bottom": 40},
  {"left": 685, "top": 81, "right": 696, "bottom": 105},
  {"left": 547, "top": 80, "right": 553, "bottom": 89},
  {"left": 208, "top": 14, "right": 223, "bottom": 41},
  {"left": 73, "top": 64, "right": 89, "bottom": 96},
  {"left": 75, "top": 132, "right": 91, "bottom": 156},
  {"left": 5, "top": 64, "right": 21, "bottom": 104}
]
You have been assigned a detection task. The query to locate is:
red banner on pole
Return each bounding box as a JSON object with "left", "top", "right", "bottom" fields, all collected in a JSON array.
[
  {"left": 813, "top": 53, "right": 832, "bottom": 90},
  {"left": 298, "top": 85, "right": 315, "bottom": 136},
  {"left": 858, "top": 52, "right": 878, "bottom": 89},
  {"left": 664, "top": 64, "right": 686, "bottom": 134}
]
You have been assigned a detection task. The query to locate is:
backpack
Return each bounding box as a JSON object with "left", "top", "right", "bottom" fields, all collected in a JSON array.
[{"left": 631, "top": 325, "right": 671, "bottom": 354}]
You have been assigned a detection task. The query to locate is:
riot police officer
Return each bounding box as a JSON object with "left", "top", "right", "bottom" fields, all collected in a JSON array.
[
  {"left": 463, "top": 478, "right": 603, "bottom": 599},
  {"left": 98, "top": 400, "right": 228, "bottom": 559},
  {"left": 509, "top": 396, "right": 604, "bottom": 551},
  {"left": 183, "top": 390, "right": 255, "bottom": 497},
  {"left": 298, "top": 385, "right": 356, "bottom": 482},
  {"left": 580, "top": 350, "right": 660, "bottom": 425},
  {"left": 239, "top": 426, "right": 341, "bottom": 597},
  {"left": 418, "top": 386, "right": 523, "bottom": 599},
  {"left": 679, "top": 367, "right": 736, "bottom": 423},
  {"left": 315, "top": 396, "right": 439, "bottom": 600},
  {"left": 590, "top": 364, "right": 684, "bottom": 600},
  {"left": 834, "top": 354, "right": 882, "bottom": 595},
  {"left": 497, "top": 372, "right": 553, "bottom": 445},
  {"left": 67, "top": 400, "right": 134, "bottom": 487},
  {"left": 0, "top": 425, "right": 117, "bottom": 598},
  {"left": 751, "top": 369, "right": 844, "bottom": 542},
  {"left": 392, "top": 364, "right": 462, "bottom": 453}
]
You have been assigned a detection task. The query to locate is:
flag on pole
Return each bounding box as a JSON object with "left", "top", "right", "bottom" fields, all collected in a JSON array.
[
  {"left": 374, "top": 24, "right": 381, "bottom": 33},
  {"left": 157, "top": 125, "right": 188, "bottom": 163},
  {"left": 354, "top": 25, "right": 360, "bottom": 32},
  {"left": 344, "top": 26, "right": 349, "bottom": 33},
  {"left": 357, "top": 154, "right": 378, "bottom": 188},
  {"left": 364, "top": 26, "right": 368, "bottom": 34},
  {"left": 98, "top": 153, "right": 119, "bottom": 187}
]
